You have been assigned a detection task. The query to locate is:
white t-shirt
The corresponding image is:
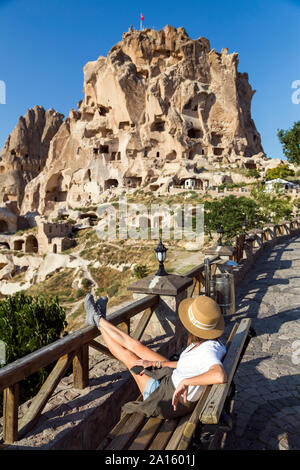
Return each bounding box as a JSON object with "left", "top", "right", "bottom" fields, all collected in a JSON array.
[{"left": 171, "top": 339, "right": 226, "bottom": 402}]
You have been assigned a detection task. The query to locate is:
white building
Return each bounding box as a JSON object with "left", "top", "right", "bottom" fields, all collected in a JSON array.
[{"left": 265, "top": 178, "right": 299, "bottom": 193}]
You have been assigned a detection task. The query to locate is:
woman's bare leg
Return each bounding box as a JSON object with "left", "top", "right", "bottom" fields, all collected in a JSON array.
[
  {"left": 100, "top": 326, "right": 151, "bottom": 395},
  {"left": 98, "top": 316, "right": 168, "bottom": 363}
]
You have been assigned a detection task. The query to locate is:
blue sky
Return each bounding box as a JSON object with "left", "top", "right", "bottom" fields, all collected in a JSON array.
[{"left": 0, "top": 0, "right": 299, "bottom": 158}]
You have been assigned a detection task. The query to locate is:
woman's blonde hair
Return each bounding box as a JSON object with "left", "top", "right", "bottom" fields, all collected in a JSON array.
[{"left": 187, "top": 332, "right": 207, "bottom": 346}]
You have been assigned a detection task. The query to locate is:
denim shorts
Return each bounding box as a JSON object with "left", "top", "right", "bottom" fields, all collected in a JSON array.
[{"left": 143, "top": 378, "right": 160, "bottom": 400}]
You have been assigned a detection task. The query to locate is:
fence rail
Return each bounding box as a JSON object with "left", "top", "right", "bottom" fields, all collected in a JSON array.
[{"left": 0, "top": 218, "right": 299, "bottom": 445}]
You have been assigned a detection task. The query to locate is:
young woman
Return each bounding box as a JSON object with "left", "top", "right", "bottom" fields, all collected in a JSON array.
[{"left": 85, "top": 294, "right": 227, "bottom": 418}]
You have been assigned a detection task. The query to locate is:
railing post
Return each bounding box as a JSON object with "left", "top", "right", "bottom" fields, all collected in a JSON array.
[
  {"left": 3, "top": 383, "right": 19, "bottom": 444},
  {"left": 119, "top": 320, "right": 131, "bottom": 335},
  {"left": 194, "top": 277, "right": 201, "bottom": 296},
  {"left": 73, "top": 344, "right": 89, "bottom": 390}
]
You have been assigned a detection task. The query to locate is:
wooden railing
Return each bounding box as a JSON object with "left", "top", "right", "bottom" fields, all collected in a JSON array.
[
  {"left": 0, "top": 218, "right": 299, "bottom": 445},
  {"left": 0, "top": 294, "right": 159, "bottom": 444}
]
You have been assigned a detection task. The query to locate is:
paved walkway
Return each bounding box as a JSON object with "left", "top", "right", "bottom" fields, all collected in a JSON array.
[{"left": 224, "top": 235, "right": 300, "bottom": 450}]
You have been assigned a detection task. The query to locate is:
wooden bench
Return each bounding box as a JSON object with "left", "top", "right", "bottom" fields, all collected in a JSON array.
[{"left": 97, "top": 317, "right": 254, "bottom": 451}]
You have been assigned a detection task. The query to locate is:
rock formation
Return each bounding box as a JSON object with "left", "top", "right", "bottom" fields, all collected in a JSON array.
[
  {"left": 0, "top": 105, "right": 64, "bottom": 210},
  {"left": 1, "top": 26, "right": 267, "bottom": 220}
]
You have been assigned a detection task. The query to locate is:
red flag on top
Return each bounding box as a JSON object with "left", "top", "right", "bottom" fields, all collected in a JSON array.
[{"left": 141, "top": 13, "right": 144, "bottom": 21}]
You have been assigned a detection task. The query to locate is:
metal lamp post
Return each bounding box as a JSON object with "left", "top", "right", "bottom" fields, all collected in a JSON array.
[
  {"left": 154, "top": 239, "right": 168, "bottom": 276},
  {"left": 217, "top": 226, "right": 224, "bottom": 247}
]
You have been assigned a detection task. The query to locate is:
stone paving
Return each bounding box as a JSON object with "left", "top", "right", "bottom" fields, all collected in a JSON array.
[{"left": 224, "top": 235, "right": 300, "bottom": 450}]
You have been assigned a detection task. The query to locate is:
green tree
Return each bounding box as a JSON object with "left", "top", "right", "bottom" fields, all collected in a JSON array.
[
  {"left": 294, "top": 197, "right": 300, "bottom": 211},
  {"left": 266, "top": 164, "right": 295, "bottom": 181},
  {"left": 0, "top": 292, "right": 67, "bottom": 415},
  {"left": 204, "top": 196, "right": 261, "bottom": 242},
  {"left": 277, "top": 121, "right": 300, "bottom": 165},
  {"left": 250, "top": 184, "right": 293, "bottom": 223}
]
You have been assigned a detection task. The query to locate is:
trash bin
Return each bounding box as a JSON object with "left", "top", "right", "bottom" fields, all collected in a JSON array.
[{"left": 210, "top": 273, "right": 235, "bottom": 315}]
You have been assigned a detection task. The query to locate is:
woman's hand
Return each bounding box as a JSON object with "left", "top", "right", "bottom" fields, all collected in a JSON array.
[
  {"left": 134, "top": 359, "right": 154, "bottom": 375},
  {"left": 172, "top": 380, "right": 188, "bottom": 411}
]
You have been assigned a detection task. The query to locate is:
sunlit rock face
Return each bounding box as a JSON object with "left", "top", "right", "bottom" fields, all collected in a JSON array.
[
  {"left": 0, "top": 106, "right": 64, "bottom": 210},
  {"left": 1, "top": 26, "right": 265, "bottom": 217}
]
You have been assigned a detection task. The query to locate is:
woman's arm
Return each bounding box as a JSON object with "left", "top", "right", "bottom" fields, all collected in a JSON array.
[
  {"left": 172, "top": 364, "right": 227, "bottom": 411},
  {"left": 134, "top": 359, "right": 178, "bottom": 372}
]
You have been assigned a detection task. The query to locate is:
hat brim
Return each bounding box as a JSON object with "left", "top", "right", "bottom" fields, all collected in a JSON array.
[{"left": 178, "top": 297, "right": 225, "bottom": 340}]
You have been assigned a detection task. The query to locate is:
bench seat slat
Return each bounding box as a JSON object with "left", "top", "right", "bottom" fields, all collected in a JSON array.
[
  {"left": 200, "top": 318, "right": 251, "bottom": 425},
  {"left": 106, "top": 412, "right": 146, "bottom": 450},
  {"left": 96, "top": 413, "right": 132, "bottom": 450},
  {"left": 128, "top": 417, "right": 163, "bottom": 450},
  {"left": 148, "top": 418, "right": 179, "bottom": 450},
  {"left": 165, "top": 414, "right": 191, "bottom": 450}
]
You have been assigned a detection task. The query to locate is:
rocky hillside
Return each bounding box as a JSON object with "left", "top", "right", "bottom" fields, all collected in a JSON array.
[
  {"left": 0, "top": 25, "right": 266, "bottom": 219},
  {"left": 0, "top": 106, "right": 64, "bottom": 210}
]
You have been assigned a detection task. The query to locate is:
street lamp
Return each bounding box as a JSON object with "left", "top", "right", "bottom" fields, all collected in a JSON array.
[
  {"left": 154, "top": 239, "right": 168, "bottom": 276},
  {"left": 217, "top": 226, "right": 224, "bottom": 247}
]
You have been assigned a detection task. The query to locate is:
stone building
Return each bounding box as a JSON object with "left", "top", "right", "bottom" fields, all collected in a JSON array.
[{"left": 1, "top": 221, "right": 75, "bottom": 255}]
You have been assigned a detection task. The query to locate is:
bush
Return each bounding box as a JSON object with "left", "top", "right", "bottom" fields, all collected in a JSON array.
[
  {"left": 75, "top": 288, "right": 86, "bottom": 299},
  {"left": 294, "top": 198, "right": 300, "bottom": 209},
  {"left": 107, "top": 282, "right": 121, "bottom": 297},
  {"left": 266, "top": 164, "right": 295, "bottom": 181},
  {"left": 81, "top": 278, "right": 93, "bottom": 289},
  {"left": 134, "top": 265, "right": 149, "bottom": 279},
  {"left": 0, "top": 292, "right": 67, "bottom": 415},
  {"left": 247, "top": 169, "right": 261, "bottom": 179}
]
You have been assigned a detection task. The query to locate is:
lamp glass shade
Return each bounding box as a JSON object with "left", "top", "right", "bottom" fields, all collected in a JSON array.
[{"left": 156, "top": 252, "right": 165, "bottom": 262}]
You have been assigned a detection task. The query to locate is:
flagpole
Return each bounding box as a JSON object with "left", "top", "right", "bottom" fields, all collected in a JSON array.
[{"left": 140, "top": 13, "right": 144, "bottom": 30}]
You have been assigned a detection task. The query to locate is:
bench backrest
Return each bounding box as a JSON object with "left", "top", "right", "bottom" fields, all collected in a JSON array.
[{"left": 176, "top": 318, "right": 251, "bottom": 450}]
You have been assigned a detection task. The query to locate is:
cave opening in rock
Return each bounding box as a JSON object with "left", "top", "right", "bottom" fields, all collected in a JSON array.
[
  {"left": 151, "top": 120, "right": 165, "bottom": 132},
  {"left": 188, "top": 128, "right": 202, "bottom": 139},
  {"left": 13, "top": 240, "right": 24, "bottom": 251},
  {"left": 119, "top": 121, "right": 130, "bottom": 130},
  {"left": 25, "top": 235, "right": 38, "bottom": 254},
  {"left": 99, "top": 105, "right": 109, "bottom": 116},
  {"left": 0, "top": 220, "right": 9, "bottom": 233},
  {"left": 166, "top": 150, "right": 177, "bottom": 162},
  {"left": 0, "top": 242, "right": 10, "bottom": 250},
  {"left": 104, "top": 179, "right": 119, "bottom": 190},
  {"left": 213, "top": 148, "right": 224, "bottom": 156},
  {"left": 100, "top": 145, "right": 109, "bottom": 154}
]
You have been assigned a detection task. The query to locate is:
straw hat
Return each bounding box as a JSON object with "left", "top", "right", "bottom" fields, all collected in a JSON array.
[{"left": 178, "top": 295, "right": 224, "bottom": 340}]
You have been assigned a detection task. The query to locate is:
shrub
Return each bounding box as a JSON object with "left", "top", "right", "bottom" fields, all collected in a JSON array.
[
  {"left": 81, "top": 278, "right": 93, "bottom": 289},
  {"left": 0, "top": 292, "right": 67, "bottom": 415},
  {"left": 266, "top": 164, "right": 295, "bottom": 181},
  {"left": 246, "top": 169, "right": 261, "bottom": 179},
  {"left": 75, "top": 288, "right": 86, "bottom": 299},
  {"left": 107, "top": 282, "right": 121, "bottom": 297},
  {"left": 134, "top": 264, "right": 149, "bottom": 279}
]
